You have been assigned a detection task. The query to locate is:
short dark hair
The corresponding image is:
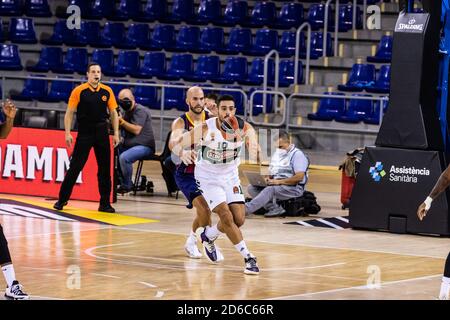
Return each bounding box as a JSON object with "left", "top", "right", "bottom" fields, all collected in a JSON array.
[
  {"left": 87, "top": 62, "right": 101, "bottom": 73},
  {"left": 206, "top": 93, "right": 218, "bottom": 102},
  {"left": 277, "top": 130, "right": 290, "bottom": 142},
  {"left": 218, "top": 94, "right": 235, "bottom": 105}
]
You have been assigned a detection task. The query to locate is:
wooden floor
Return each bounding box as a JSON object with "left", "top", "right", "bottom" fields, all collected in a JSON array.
[{"left": 0, "top": 162, "right": 449, "bottom": 300}]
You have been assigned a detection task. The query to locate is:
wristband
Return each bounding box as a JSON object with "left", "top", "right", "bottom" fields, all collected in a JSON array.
[{"left": 424, "top": 196, "right": 433, "bottom": 210}]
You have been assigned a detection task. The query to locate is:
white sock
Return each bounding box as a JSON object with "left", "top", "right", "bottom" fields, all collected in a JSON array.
[
  {"left": 234, "top": 240, "right": 251, "bottom": 258},
  {"left": 205, "top": 224, "right": 221, "bottom": 240},
  {"left": 1, "top": 264, "right": 16, "bottom": 287},
  {"left": 187, "top": 230, "right": 197, "bottom": 244},
  {"left": 440, "top": 276, "right": 450, "bottom": 299}
]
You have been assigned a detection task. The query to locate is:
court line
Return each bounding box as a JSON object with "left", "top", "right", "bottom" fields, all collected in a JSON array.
[
  {"left": 265, "top": 274, "right": 442, "bottom": 300},
  {"left": 21, "top": 266, "right": 63, "bottom": 272},
  {"left": 115, "top": 226, "right": 449, "bottom": 260},
  {"left": 29, "top": 295, "right": 65, "bottom": 300},
  {"left": 139, "top": 281, "right": 157, "bottom": 288},
  {"left": 7, "top": 226, "right": 110, "bottom": 239},
  {"left": 90, "top": 273, "right": 121, "bottom": 279}
]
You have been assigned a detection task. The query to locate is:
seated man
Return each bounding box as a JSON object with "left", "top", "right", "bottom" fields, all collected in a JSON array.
[
  {"left": 245, "top": 130, "right": 309, "bottom": 217},
  {"left": 117, "top": 89, "right": 156, "bottom": 193}
]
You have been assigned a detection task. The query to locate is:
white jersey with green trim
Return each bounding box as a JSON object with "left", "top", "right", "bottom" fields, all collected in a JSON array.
[{"left": 195, "top": 117, "right": 243, "bottom": 176}]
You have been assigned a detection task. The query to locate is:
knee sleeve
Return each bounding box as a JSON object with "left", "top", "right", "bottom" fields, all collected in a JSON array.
[{"left": 0, "top": 225, "right": 12, "bottom": 265}]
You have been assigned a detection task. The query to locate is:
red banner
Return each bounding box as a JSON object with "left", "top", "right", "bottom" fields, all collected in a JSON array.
[{"left": 0, "top": 128, "right": 114, "bottom": 202}]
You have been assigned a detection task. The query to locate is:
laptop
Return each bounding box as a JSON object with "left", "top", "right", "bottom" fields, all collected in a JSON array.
[{"left": 244, "top": 171, "right": 268, "bottom": 187}]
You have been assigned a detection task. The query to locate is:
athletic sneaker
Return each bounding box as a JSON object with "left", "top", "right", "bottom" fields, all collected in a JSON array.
[
  {"left": 196, "top": 227, "right": 218, "bottom": 263},
  {"left": 244, "top": 255, "right": 260, "bottom": 275},
  {"left": 439, "top": 292, "right": 449, "bottom": 300},
  {"left": 5, "top": 281, "right": 29, "bottom": 300},
  {"left": 184, "top": 239, "right": 202, "bottom": 259}
]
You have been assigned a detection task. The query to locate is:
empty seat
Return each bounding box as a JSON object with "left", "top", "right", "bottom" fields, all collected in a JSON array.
[
  {"left": 301, "top": 32, "right": 333, "bottom": 59},
  {"left": 245, "top": 1, "right": 276, "bottom": 27},
  {"left": 166, "top": 0, "right": 195, "bottom": 23},
  {"left": 113, "top": 50, "right": 140, "bottom": 77},
  {"left": 0, "top": 0, "right": 22, "bottom": 16},
  {"left": 279, "top": 31, "right": 305, "bottom": 57},
  {"left": 41, "top": 20, "right": 77, "bottom": 45},
  {"left": 24, "top": 116, "right": 47, "bottom": 128},
  {"left": 249, "top": 87, "right": 274, "bottom": 115},
  {"left": 367, "top": 35, "right": 393, "bottom": 63},
  {"left": 272, "top": 3, "right": 303, "bottom": 29},
  {"left": 39, "top": 77, "right": 74, "bottom": 102},
  {"left": 195, "top": 0, "right": 221, "bottom": 24},
  {"left": 245, "top": 28, "right": 278, "bottom": 56},
  {"left": 220, "top": 86, "right": 244, "bottom": 115},
  {"left": 185, "top": 55, "right": 220, "bottom": 82},
  {"left": 55, "top": 48, "right": 88, "bottom": 74},
  {"left": 11, "top": 75, "right": 47, "bottom": 101},
  {"left": 163, "top": 82, "right": 186, "bottom": 110},
  {"left": 363, "top": 100, "right": 384, "bottom": 125},
  {"left": 133, "top": 52, "right": 166, "bottom": 78},
  {"left": 307, "top": 3, "right": 333, "bottom": 31},
  {"left": 337, "top": 4, "right": 362, "bottom": 32},
  {"left": 239, "top": 58, "right": 274, "bottom": 86},
  {"left": 338, "top": 64, "right": 376, "bottom": 92},
  {"left": 134, "top": 81, "right": 159, "bottom": 109},
  {"left": 76, "top": 21, "right": 101, "bottom": 46},
  {"left": 139, "top": 0, "right": 167, "bottom": 22},
  {"left": 27, "top": 47, "right": 63, "bottom": 72},
  {"left": 307, "top": 92, "right": 346, "bottom": 121},
  {"left": 217, "top": 27, "right": 251, "bottom": 54},
  {"left": 366, "top": 65, "right": 390, "bottom": 94},
  {"left": 108, "top": 78, "right": 129, "bottom": 97},
  {"left": 91, "top": 49, "right": 115, "bottom": 75},
  {"left": 110, "top": 0, "right": 141, "bottom": 21},
  {"left": 198, "top": 27, "right": 224, "bottom": 53},
  {"left": 0, "top": 44, "right": 22, "bottom": 70},
  {"left": 56, "top": 0, "right": 89, "bottom": 18},
  {"left": 9, "top": 18, "right": 37, "bottom": 44},
  {"left": 123, "top": 23, "right": 150, "bottom": 49},
  {"left": 219, "top": 0, "right": 247, "bottom": 26},
  {"left": 85, "top": 0, "right": 114, "bottom": 19},
  {"left": 160, "top": 54, "right": 193, "bottom": 80},
  {"left": 145, "top": 24, "right": 175, "bottom": 50},
  {"left": 277, "top": 59, "right": 303, "bottom": 87},
  {"left": 216, "top": 56, "right": 248, "bottom": 84},
  {"left": 97, "top": 22, "right": 126, "bottom": 48},
  {"left": 25, "top": 0, "right": 52, "bottom": 17},
  {"left": 172, "top": 26, "right": 200, "bottom": 52},
  {"left": 336, "top": 94, "right": 374, "bottom": 123}
]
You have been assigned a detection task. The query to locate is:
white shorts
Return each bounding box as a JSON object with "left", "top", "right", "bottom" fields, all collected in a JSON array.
[{"left": 195, "top": 170, "right": 245, "bottom": 211}]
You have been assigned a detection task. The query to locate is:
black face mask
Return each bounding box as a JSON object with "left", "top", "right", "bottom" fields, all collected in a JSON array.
[{"left": 119, "top": 98, "right": 133, "bottom": 111}]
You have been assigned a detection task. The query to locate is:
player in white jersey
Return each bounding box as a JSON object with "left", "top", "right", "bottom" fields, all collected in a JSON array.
[{"left": 175, "top": 94, "right": 260, "bottom": 275}]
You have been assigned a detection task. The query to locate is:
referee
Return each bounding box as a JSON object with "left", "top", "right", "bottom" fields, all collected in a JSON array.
[{"left": 53, "top": 63, "right": 120, "bottom": 213}]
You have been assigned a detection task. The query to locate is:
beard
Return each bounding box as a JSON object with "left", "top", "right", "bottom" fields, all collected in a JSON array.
[{"left": 189, "top": 104, "right": 204, "bottom": 114}]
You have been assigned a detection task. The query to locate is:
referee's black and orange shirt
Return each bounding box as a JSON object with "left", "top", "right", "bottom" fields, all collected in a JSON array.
[{"left": 68, "top": 82, "right": 118, "bottom": 129}]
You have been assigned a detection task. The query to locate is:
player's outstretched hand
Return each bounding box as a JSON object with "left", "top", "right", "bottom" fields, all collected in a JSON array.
[
  {"left": 180, "top": 150, "right": 197, "bottom": 165},
  {"left": 417, "top": 202, "right": 428, "bottom": 221}
]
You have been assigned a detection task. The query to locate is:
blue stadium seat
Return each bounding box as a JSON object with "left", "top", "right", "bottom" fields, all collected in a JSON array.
[
  {"left": 97, "top": 22, "right": 126, "bottom": 48},
  {"left": 25, "top": 0, "right": 52, "bottom": 17},
  {"left": 195, "top": 0, "right": 222, "bottom": 24},
  {"left": 239, "top": 58, "right": 274, "bottom": 86},
  {"left": 113, "top": 50, "right": 140, "bottom": 77},
  {"left": 166, "top": 0, "right": 195, "bottom": 23},
  {"left": 110, "top": 0, "right": 141, "bottom": 21},
  {"left": 215, "top": 56, "right": 248, "bottom": 84},
  {"left": 279, "top": 31, "right": 305, "bottom": 58},
  {"left": 249, "top": 88, "right": 274, "bottom": 115},
  {"left": 307, "top": 92, "right": 346, "bottom": 121},
  {"left": 91, "top": 49, "right": 115, "bottom": 75},
  {"left": 159, "top": 54, "right": 193, "bottom": 80},
  {"left": 307, "top": 3, "right": 333, "bottom": 31},
  {"left": 123, "top": 23, "right": 150, "bottom": 49},
  {"left": 185, "top": 55, "right": 220, "bottom": 82},
  {"left": 11, "top": 75, "right": 47, "bottom": 101},
  {"left": 367, "top": 35, "right": 393, "bottom": 63},
  {"left": 108, "top": 78, "right": 129, "bottom": 98},
  {"left": 56, "top": 0, "right": 88, "bottom": 18},
  {"left": 218, "top": 0, "right": 247, "bottom": 26},
  {"left": 39, "top": 77, "right": 74, "bottom": 102},
  {"left": 41, "top": 20, "right": 77, "bottom": 46},
  {"left": 76, "top": 21, "right": 101, "bottom": 46},
  {"left": 134, "top": 81, "right": 159, "bottom": 109},
  {"left": 338, "top": 64, "right": 376, "bottom": 92},
  {"left": 245, "top": 29, "right": 278, "bottom": 56},
  {"left": 220, "top": 86, "right": 245, "bottom": 115},
  {"left": 217, "top": 28, "right": 251, "bottom": 54},
  {"left": 198, "top": 27, "right": 224, "bottom": 53},
  {"left": 272, "top": 3, "right": 304, "bottom": 29},
  {"left": 27, "top": 47, "right": 63, "bottom": 72},
  {"left": 336, "top": 4, "right": 362, "bottom": 32},
  {"left": 0, "top": 44, "right": 21, "bottom": 70},
  {"left": 171, "top": 26, "right": 200, "bottom": 52},
  {"left": 0, "top": 0, "right": 22, "bottom": 16},
  {"left": 138, "top": 0, "right": 167, "bottom": 22},
  {"left": 163, "top": 82, "right": 186, "bottom": 110},
  {"left": 9, "top": 18, "right": 38, "bottom": 44},
  {"left": 277, "top": 59, "right": 303, "bottom": 87},
  {"left": 133, "top": 52, "right": 166, "bottom": 78},
  {"left": 244, "top": 1, "right": 276, "bottom": 27},
  {"left": 144, "top": 24, "right": 175, "bottom": 50},
  {"left": 366, "top": 65, "right": 390, "bottom": 94},
  {"left": 0, "top": 18, "right": 3, "bottom": 42},
  {"left": 336, "top": 94, "right": 374, "bottom": 123},
  {"left": 55, "top": 48, "right": 88, "bottom": 74},
  {"left": 85, "top": 0, "right": 114, "bottom": 20},
  {"left": 363, "top": 100, "right": 384, "bottom": 125},
  {"left": 300, "top": 32, "right": 333, "bottom": 59}
]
